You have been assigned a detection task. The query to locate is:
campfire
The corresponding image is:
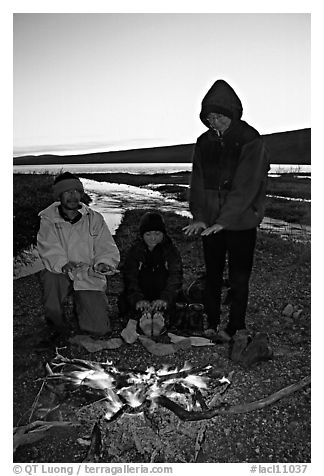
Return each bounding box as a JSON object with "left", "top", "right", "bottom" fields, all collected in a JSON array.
[
  {"left": 14, "top": 351, "right": 310, "bottom": 462},
  {"left": 44, "top": 353, "right": 232, "bottom": 422}
]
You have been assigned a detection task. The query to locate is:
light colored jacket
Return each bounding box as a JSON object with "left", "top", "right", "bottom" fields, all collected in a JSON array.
[{"left": 37, "top": 202, "right": 120, "bottom": 291}]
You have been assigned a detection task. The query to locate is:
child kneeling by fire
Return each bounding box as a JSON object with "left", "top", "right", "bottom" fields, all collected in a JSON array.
[{"left": 119, "top": 211, "right": 184, "bottom": 343}]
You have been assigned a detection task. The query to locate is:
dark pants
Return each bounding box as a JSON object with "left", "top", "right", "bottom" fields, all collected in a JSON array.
[
  {"left": 119, "top": 269, "right": 176, "bottom": 325},
  {"left": 202, "top": 228, "right": 257, "bottom": 335},
  {"left": 40, "top": 270, "right": 111, "bottom": 335}
]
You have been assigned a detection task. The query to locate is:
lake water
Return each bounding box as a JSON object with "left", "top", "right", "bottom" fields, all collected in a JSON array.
[
  {"left": 13, "top": 162, "right": 311, "bottom": 237},
  {"left": 13, "top": 162, "right": 311, "bottom": 234},
  {"left": 13, "top": 162, "right": 311, "bottom": 175},
  {"left": 13, "top": 162, "right": 311, "bottom": 278},
  {"left": 81, "top": 178, "right": 191, "bottom": 234}
]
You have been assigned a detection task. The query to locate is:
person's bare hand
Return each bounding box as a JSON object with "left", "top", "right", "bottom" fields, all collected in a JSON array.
[
  {"left": 94, "top": 263, "right": 118, "bottom": 275},
  {"left": 151, "top": 299, "right": 167, "bottom": 311},
  {"left": 201, "top": 224, "right": 224, "bottom": 236},
  {"left": 136, "top": 300, "right": 151, "bottom": 312},
  {"left": 182, "top": 221, "right": 207, "bottom": 236},
  {"left": 62, "top": 261, "right": 82, "bottom": 274}
]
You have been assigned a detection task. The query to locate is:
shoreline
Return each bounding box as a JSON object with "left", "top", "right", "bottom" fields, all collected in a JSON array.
[
  {"left": 13, "top": 165, "right": 312, "bottom": 176},
  {"left": 13, "top": 170, "right": 311, "bottom": 273}
]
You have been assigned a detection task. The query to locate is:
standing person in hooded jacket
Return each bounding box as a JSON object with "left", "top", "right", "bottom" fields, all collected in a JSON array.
[
  {"left": 183, "top": 79, "right": 269, "bottom": 342},
  {"left": 119, "top": 211, "right": 183, "bottom": 339},
  {"left": 37, "top": 172, "right": 120, "bottom": 337}
]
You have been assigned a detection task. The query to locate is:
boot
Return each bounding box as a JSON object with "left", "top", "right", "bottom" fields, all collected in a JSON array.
[
  {"left": 230, "top": 329, "right": 251, "bottom": 363},
  {"left": 173, "top": 302, "right": 188, "bottom": 330},
  {"left": 187, "top": 303, "right": 204, "bottom": 336},
  {"left": 240, "top": 332, "right": 273, "bottom": 368}
]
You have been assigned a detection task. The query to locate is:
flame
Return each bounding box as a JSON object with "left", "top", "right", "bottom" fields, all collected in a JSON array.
[
  {"left": 118, "top": 386, "right": 146, "bottom": 408},
  {"left": 127, "top": 366, "right": 158, "bottom": 386},
  {"left": 104, "top": 399, "right": 123, "bottom": 420},
  {"left": 104, "top": 389, "right": 123, "bottom": 420},
  {"left": 70, "top": 369, "right": 115, "bottom": 390},
  {"left": 184, "top": 375, "right": 208, "bottom": 389},
  {"left": 156, "top": 365, "right": 179, "bottom": 376},
  {"left": 46, "top": 355, "right": 232, "bottom": 418},
  {"left": 147, "top": 382, "right": 162, "bottom": 399},
  {"left": 180, "top": 362, "right": 192, "bottom": 372}
]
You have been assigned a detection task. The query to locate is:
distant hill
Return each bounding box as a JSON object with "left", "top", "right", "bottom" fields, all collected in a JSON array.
[
  {"left": 262, "top": 128, "right": 310, "bottom": 165},
  {"left": 13, "top": 128, "right": 310, "bottom": 166},
  {"left": 13, "top": 143, "right": 194, "bottom": 166}
]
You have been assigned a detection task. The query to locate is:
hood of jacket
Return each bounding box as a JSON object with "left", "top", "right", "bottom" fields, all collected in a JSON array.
[
  {"left": 200, "top": 79, "right": 243, "bottom": 127},
  {"left": 38, "top": 201, "right": 90, "bottom": 222}
]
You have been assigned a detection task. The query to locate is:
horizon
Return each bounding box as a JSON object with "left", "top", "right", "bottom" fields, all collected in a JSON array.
[
  {"left": 13, "top": 13, "right": 310, "bottom": 159},
  {"left": 13, "top": 126, "right": 310, "bottom": 159}
]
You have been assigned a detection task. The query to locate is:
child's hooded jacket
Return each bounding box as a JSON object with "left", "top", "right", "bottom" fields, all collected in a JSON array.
[{"left": 122, "top": 235, "right": 183, "bottom": 309}]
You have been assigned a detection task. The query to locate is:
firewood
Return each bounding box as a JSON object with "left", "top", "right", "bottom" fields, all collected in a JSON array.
[
  {"left": 156, "top": 375, "right": 311, "bottom": 421},
  {"left": 13, "top": 420, "right": 80, "bottom": 453},
  {"left": 193, "top": 422, "right": 207, "bottom": 462},
  {"left": 82, "top": 422, "right": 102, "bottom": 462}
]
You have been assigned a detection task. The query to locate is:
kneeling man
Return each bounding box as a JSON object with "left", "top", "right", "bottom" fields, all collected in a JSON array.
[{"left": 37, "top": 172, "right": 120, "bottom": 336}]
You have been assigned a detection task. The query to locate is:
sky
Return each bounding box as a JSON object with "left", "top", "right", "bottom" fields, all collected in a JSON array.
[{"left": 13, "top": 11, "right": 311, "bottom": 157}]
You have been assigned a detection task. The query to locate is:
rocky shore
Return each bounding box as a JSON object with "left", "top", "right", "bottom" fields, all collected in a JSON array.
[{"left": 13, "top": 209, "right": 311, "bottom": 464}]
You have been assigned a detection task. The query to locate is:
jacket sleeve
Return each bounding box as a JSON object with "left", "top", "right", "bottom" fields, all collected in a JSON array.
[
  {"left": 189, "top": 144, "right": 206, "bottom": 222},
  {"left": 37, "top": 217, "right": 68, "bottom": 273},
  {"left": 216, "top": 138, "right": 270, "bottom": 229},
  {"left": 122, "top": 247, "right": 145, "bottom": 307},
  {"left": 92, "top": 212, "right": 120, "bottom": 268},
  {"left": 160, "top": 245, "right": 183, "bottom": 305}
]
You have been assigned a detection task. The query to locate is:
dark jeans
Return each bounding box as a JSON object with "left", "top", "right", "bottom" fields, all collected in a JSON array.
[{"left": 202, "top": 228, "right": 257, "bottom": 335}]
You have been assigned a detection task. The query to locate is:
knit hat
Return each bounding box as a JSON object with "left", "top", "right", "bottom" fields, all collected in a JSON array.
[
  {"left": 139, "top": 212, "right": 166, "bottom": 236},
  {"left": 52, "top": 172, "right": 84, "bottom": 200}
]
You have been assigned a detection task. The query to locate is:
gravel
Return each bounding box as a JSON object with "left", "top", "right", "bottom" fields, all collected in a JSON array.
[{"left": 13, "top": 210, "right": 311, "bottom": 463}]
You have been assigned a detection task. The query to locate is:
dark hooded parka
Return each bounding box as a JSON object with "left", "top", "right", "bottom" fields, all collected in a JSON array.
[
  {"left": 189, "top": 80, "right": 270, "bottom": 230},
  {"left": 188, "top": 80, "right": 270, "bottom": 336}
]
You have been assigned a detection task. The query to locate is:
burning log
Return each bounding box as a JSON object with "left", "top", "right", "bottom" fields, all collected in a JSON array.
[{"left": 156, "top": 375, "right": 311, "bottom": 421}]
